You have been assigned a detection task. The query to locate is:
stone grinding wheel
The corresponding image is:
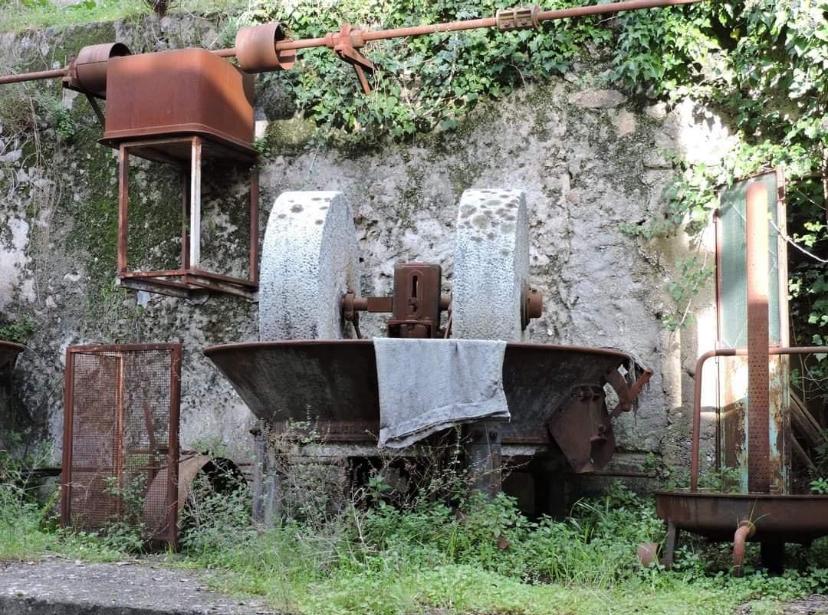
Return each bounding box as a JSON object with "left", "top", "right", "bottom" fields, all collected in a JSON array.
[
  {"left": 259, "top": 191, "right": 360, "bottom": 340},
  {"left": 452, "top": 189, "right": 529, "bottom": 340}
]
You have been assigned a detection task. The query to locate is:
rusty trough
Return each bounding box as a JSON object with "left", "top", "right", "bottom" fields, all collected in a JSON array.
[{"left": 205, "top": 340, "right": 649, "bottom": 476}]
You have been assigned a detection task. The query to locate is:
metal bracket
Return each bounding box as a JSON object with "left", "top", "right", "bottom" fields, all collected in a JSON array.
[
  {"left": 547, "top": 384, "right": 614, "bottom": 473},
  {"left": 327, "top": 23, "right": 375, "bottom": 94},
  {"left": 85, "top": 93, "right": 105, "bottom": 127},
  {"left": 343, "top": 262, "right": 544, "bottom": 338},
  {"left": 605, "top": 366, "right": 653, "bottom": 418}
]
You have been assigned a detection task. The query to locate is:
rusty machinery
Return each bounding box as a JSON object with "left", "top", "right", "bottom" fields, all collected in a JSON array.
[
  {"left": 340, "top": 263, "right": 543, "bottom": 340},
  {"left": 655, "top": 180, "right": 828, "bottom": 575},
  {"left": 0, "top": 0, "right": 703, "bottom": 298},
  {"left": 2, "top": 0, "right": 693, "bottom": 514},
  {"left": 204, "top": 188, "right": 654, "bottom": 511}
]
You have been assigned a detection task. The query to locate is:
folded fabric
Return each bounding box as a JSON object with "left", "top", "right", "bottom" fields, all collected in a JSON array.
[{"left": 374, "top": 337, "right": 510, "bottom": 449}]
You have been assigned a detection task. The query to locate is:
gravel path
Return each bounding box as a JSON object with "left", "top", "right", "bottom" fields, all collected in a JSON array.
[{"left": 0, "top": 557, "right": 278, "bottom": 615}]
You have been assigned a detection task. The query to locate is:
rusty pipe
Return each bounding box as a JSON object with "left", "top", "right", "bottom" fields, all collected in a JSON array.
[
  {"left": 0, "top": 67, "right": 67, "bottom": 85},
  {"left": 732, "top": 519, "right": 756, "bottom": 577},
  {"left": 346, "top": 294, "right": 452, "bottom": 312},
  {"left": 274, "top": 0, "right": 702, "bottom": 51},
  {"left": 689, "top": 346, "right": 828, "bottom": 492},
  {"left": 746, "top": 182, "right": 770, "bottom": 493},
  {"left": 0, "top": 0, "right": 705, "bottom": 86}
]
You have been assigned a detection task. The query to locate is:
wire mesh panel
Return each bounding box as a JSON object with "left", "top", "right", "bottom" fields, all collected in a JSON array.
[{"left": 61, "top": 344, "right": 182, "bottom": 548}]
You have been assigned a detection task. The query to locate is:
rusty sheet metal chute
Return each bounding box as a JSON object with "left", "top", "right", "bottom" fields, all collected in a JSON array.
[{"left": 0, "top": 0, "right": 703, "bottom": 93}]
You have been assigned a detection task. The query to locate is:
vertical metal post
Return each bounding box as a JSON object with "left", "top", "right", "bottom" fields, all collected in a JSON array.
[
  {"left": 189, "top": 136, "right": 202, "bottom": 269},
  {"left": 746, "top": 182, "right": 770, "bottom": 493},
  {"left": 114, "top": 353, "right": 125, "bottom": 516},
  {"left": 117, "top": 145, "right": 129, "bottom": 274},
  {"left": 166, "top": 344, "right": 182, "bottom": 549},
  {"left": 60, "top": 348, "right": 76, "bottom": 526},
  {"left": 181, "top": 168, "right": 190, "bottom": 270},
  {"left": 249, "top": 165, "right": 259, "bottom": 285}
]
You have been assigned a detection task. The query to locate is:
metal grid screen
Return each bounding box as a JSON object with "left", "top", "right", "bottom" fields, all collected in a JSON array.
[{"left": 61, "top": 344, "right": 181, "bottom": 548}]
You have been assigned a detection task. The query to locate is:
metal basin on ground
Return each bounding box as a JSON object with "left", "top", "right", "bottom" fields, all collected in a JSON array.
[
  {"left": 655, "top": 491, "right": 828, "bottom": 543},
  {"left": 205, "top": 340, "right": 631, "bottom": 446},
  {"left": 0, "top": 341, "right": 24, "bottom": 370}
]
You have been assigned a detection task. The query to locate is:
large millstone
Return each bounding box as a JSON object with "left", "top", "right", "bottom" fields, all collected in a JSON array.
[
  {"left": 452, "top": 189, "right": 529, "bottom": 341},
  {"left": 258, "top": 191, "right": 360, "bottom": 340}
]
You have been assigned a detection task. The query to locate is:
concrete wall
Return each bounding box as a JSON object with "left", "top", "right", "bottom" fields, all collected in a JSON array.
[{"left": 0, "top": 14, "right": 737, "bottom": 476}]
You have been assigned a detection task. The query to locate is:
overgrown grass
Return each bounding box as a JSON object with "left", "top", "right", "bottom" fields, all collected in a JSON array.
[
  {"left": 0, "top": 0, "right": 241, "bottom": 33},
  {"left": 5, "top": 474, "right": 827, "bottom": 614}
]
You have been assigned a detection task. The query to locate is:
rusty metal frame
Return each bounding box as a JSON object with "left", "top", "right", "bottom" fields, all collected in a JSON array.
[
  {"left": 714, "top": 167, "right": 789, "bottom": 491},
  {"left": 689, "top": 346, "right": 826, "bottom": 492},
  {"left": 116, "top": 136, "right": 258, "bottom": 299},
  {"left": 60, "top": 343, "right": 182, "bottom": 548}
]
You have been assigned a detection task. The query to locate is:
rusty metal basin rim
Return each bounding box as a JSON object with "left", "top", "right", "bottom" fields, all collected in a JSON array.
[
  {"left": 204, "top": 340, "right": 633, "bottom": 445},
  {"left": 655, "top": 491, "right": 828, "bottom": 543}
]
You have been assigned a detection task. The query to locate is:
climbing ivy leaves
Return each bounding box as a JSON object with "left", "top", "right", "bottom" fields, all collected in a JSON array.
[{"left": 236, "top": 0, "right": 612, "bottom": 145}]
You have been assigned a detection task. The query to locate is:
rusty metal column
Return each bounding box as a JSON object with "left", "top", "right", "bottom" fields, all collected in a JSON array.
[{"left": 746, "top": 182, "right": 770, "bottom": 493}]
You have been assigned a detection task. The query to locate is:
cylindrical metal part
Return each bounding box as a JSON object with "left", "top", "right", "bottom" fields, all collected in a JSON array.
[
  {"left": 235, "top": 22, "right": 297, "bottom": 73},
  {"left": 66, "top": 42, "right": 131, "bottom": 98},
  {"left": 732, "top": 520, "right": 755, "bottom": 577},
  {"left": 496, "top": 5, "right": 541, "bottom": 30},
  {"left": 746, "top": 182, "right": 770, "bottom": 493}
]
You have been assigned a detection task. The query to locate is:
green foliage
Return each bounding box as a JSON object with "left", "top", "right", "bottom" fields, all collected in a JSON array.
[
  {"left": 101, "top": 474, "right": 147, "bottom": 553},
  {"left": 231, "top": 0, "right": 612, "bottom": 146},
  {"left": 4, "top": 474, "right": 828, "bottom": 613},
  {"left": 0, "top": 316, "right": 35, "bottom": 343},
  {"left": 698, "top": 466, "right": 743, "bottom": 494},
  {"left": 810, "top": 477, "right": 828, "bottom": 495},
  {"left": 32, "top": 93, "right": 77, "bottom": 142},
  {"left": 662, "top": 256, "right": 714, "bottom": 331},
  {"left": 612, "top": 1, "right": 828, "bottom": 336}
]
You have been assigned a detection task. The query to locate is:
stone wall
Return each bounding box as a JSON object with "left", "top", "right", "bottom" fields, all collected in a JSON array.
[{"left": 0, "top": 14, "right": 736, "bottom": 476}]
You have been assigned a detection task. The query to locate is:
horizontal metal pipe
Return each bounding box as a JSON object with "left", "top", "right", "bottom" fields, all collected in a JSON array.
[
  {"left": 273, "top": 0, "right": 701, "bottom": 51},
  {"left": 690, "top": 346, "right": 827, "bottom": 492},
  {"left": 0, "top": 67, "right": 66, "bottom": 85},
  {"left": 211, "top": 47, "right": 236, "bottom": 57},
  {"left": 536, "top": 0, "right": 700, "bottom": 21},
  {"left": 0, "top": 0, "right": 704, "bottom": 85}
]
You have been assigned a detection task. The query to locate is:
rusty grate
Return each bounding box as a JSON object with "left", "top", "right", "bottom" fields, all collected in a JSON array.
[{"left": 60, "top": 344, "right": 181, "bottom": 548}]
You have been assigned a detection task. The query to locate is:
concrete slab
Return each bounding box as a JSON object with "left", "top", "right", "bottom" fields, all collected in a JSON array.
[{"left": 0, "top": 558, "right": 277, "bottom": 615}]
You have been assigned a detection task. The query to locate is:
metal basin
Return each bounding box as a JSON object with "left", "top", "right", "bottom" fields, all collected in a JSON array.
[
  {"left": 0, "top": 341, "right": 24, "bottom": 370},
  {"left": 205, "top": 340, "right": 630, "bottom": 445},
  {"left": 655, "top": 491, "right": 828, "bottom": 543}
]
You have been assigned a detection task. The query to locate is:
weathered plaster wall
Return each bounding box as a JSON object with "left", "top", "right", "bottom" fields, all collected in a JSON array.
[{"left": 0, "top": 14, "right": 735, "bottom": 476}]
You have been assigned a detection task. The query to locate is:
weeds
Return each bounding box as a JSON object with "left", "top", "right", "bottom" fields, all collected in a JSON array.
[{"left": 2, "top": 448, "right": 828, "bottom": 614}]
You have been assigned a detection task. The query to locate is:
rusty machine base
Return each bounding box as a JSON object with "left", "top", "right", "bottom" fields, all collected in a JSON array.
[
  {"left": 206, "top": 339, "right": 644, "bottom": 516},
  {"left": 656, "top": 491, "right": 828, "bottom": 574}
]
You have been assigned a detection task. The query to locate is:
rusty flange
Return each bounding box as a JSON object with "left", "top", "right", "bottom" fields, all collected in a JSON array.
[
  {"left": 235, "top": 22, "right": 297, "bottom": 73},
  {"left": 521, "top": 283, "right": 543, "bottom": 330}
]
